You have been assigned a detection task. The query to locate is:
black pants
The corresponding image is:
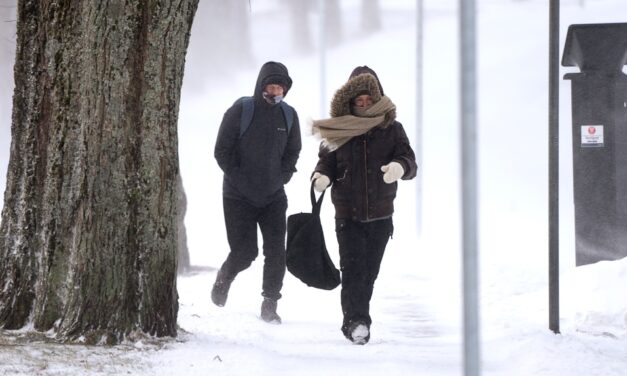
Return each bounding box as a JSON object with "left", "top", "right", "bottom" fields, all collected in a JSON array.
[
  {"left": 336, "top": 217, "right": 393, "bottom": 336},
  {"left": 219, "top": 196, "right": 288, "bottom": 301}
]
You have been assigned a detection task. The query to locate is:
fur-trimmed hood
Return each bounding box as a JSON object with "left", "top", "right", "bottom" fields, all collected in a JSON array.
[{"left": 329, "top": 72, "right": 396, "bottom": 126}]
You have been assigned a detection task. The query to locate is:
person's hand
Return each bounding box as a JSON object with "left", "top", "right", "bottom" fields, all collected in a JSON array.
[
  {"left": 381, "top": 162, "right": 404, "bottom": 184},
  {"left": 311, "top": 172, "right": 330, "bottom": 192}
]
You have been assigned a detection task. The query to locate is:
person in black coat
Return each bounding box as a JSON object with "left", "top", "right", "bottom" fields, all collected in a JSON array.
[
  {"left": 312, "top": 66, "right": 417, "bottom": 344},
  {"left": 213, "top": 61, "right": 302, "bottom": 324}
]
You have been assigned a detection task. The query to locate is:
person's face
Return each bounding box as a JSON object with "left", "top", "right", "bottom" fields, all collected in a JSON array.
[
  {"left": 264, "top": 84, "right": 284, "bottom": 97},
  {"left": 353, "top": 94, "right": 373, "bottom": 108}
]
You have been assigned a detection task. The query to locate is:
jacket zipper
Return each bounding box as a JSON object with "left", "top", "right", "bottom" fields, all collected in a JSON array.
[{"left": 363, "top": 138, "right": 369, "bottom": 221}]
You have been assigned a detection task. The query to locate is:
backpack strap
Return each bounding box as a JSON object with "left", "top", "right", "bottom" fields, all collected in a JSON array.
[
  {"left": 279, "top": 101, "right": 294, "bottom": 134},
  {"left": 239, "top": 96, "right": 254, "bottom": 138},
  {"left": 239, "top": 96, "right": 294, "bottom": 138}
]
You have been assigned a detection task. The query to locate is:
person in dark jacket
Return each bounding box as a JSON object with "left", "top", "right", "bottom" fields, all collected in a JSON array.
[
  {"left": 311, "top": 66, "right": 417, "bottom": 344},
  {"left": 213, "top": 61, "right": 302, "bottom": 324}
]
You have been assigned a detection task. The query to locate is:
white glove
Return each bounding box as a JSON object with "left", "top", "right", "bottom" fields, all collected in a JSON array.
[
  {"left": 381, "top": 161, "right": 404, "bottom": 184},
  {"left": 311, "top": 172, "right": 330, "bottom": 192}
]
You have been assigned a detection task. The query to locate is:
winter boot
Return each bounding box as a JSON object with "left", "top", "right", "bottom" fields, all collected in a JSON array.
[
  {"left": 347, "top": 321, "right": 370, "bottom": 345},
  {"left": 260, "top": 298, "right": 282, "bottom": 324},
  {"left": 211, "top": 269, "right": 232, "bottom": 307}
]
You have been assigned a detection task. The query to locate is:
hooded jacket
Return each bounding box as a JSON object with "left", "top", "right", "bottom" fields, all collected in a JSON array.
[
  {"left": 215, "top": 62, "right": 301, "bottom": 207},
  {"left": 314, "top": 67, "right": 417, "bottom": 221}
]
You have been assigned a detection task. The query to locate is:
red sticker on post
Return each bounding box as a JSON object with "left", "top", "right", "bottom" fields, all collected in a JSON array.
[{"left": 581, "top": 125, "right": 604, "bottom": 147}]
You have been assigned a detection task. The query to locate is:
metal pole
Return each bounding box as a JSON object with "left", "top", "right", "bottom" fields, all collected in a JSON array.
[
  {"left": 319, "top": 0, "right": 327, "bottom": 117},
  {"left": 416, "top": 0, "right": 423, "bottom": 237},
  {"left": 460, "top": 0, "right": 480, "bottom": 375},
  {"left": 548, "top": 0, "right": 561, "bottom": 335}
]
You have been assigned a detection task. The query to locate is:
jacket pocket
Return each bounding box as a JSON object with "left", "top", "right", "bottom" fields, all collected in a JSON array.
[{"left": 335, "top": 218, "right": 348, "bottom": 233}]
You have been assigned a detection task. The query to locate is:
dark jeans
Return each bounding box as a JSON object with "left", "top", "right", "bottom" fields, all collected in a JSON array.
[
  {"left": 219, "top": 196, "right": 288, "bottom": 301},
  {"left": 336, "top": 217, "right": 394, "bottom": 336}
]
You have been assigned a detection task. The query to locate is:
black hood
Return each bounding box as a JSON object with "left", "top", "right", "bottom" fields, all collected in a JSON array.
[{"left": 254, "top": 61, "right": 293, "bottom": 99}]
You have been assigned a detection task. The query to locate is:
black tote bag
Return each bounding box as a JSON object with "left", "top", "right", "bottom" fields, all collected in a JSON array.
[{"left": 286, "top": 183, "right": 341, "bottom": 290}]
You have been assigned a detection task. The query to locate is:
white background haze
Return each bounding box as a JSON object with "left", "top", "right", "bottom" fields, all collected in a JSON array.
[{"left": 1, "top": 0, "right": 627, "bottom": 375}]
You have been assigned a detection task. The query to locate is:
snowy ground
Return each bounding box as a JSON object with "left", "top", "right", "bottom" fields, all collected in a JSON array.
[{"left": 2, "top": 0, "right": 627, "bottom": 375}]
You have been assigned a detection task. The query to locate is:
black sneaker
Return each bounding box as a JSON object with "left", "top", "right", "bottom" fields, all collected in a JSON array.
[
  {"left": 211, "top": 270, "right": 232, "bottom": 307},
  {"left": 260, "top": 298, "right": 282, "bottom": 324},
  {"left": 347, "top": 321, "right": 370, "bottom": 345}
]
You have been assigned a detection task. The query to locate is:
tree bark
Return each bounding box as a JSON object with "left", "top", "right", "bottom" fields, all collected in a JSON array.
[{"left": 0, "top": 0, "right": 198, "bottom": 343}]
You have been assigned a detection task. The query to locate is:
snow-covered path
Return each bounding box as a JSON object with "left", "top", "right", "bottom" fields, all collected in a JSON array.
[{"left": 160, "top": 259, "right": 460, "bottom": 375}]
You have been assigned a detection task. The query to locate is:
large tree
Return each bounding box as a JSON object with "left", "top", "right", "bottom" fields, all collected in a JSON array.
[{"left": 0, "top": 0, "right": 198, "bottom": 343}]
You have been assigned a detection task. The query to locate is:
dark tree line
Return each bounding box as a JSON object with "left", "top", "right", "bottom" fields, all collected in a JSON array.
[{"left": 183, "top": 0, "right": 382, "bottom": 92}]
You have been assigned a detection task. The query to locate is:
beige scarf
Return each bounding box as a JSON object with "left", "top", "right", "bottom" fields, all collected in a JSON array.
[{"left": 312, "top": 96, "right": 396, "bottom": 151}]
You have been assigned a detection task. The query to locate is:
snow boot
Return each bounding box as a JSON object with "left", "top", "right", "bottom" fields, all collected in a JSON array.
[
  {"left": 260, "top": 298, "right": 282, "bottom": 324},
  {"left": 347, "top": 321, "right": 370, "bottom": 345},
  {"left": 211, "top": 269, "right": 232, "bottom": 307}
]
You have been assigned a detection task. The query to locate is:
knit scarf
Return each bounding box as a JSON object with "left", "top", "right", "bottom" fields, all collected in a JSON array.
[{"left": 312, "top": 96, "right": 396, "bottom": 151}]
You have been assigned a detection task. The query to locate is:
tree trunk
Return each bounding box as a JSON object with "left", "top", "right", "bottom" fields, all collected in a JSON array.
[{"left": 0, "top": 0, "right": 198, "bottom": 343}]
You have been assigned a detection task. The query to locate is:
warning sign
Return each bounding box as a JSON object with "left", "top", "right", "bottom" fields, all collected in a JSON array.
[{"left": 581, "top": 125, "right": 604, "bottom": 147}]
